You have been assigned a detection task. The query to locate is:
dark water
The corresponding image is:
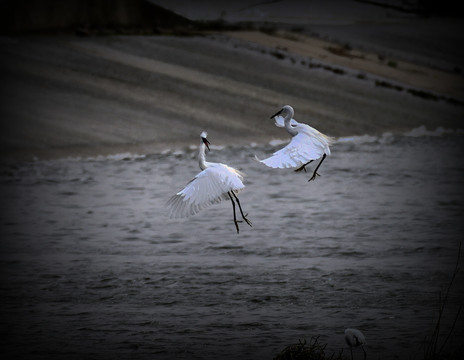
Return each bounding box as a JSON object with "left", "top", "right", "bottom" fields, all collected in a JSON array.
[{"left": 1, "top": 129, "right": 463, "bottom": 360}]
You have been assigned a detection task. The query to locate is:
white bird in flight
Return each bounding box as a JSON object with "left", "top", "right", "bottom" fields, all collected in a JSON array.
[
  {"left": 256, "top": 105, "right": 334, "bottom": 181},
  {"left": 344, "top": 328, "right": 367, "bottom": 360},
  {"left": 167, "top": 131, "right": 252, "bottom": 233}
]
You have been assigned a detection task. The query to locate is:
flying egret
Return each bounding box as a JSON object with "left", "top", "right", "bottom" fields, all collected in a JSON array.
[
  {"left": 167, "top": 131, "right": 252, "bottom": 233},
  {"left": 256, "top": 105, "right": 334, "bottom": 181},
  {"left": 344, "top": 328, "right": 367, "bottom": 360}
]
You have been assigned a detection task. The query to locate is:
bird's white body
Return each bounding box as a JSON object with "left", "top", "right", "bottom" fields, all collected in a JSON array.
[
  {"left": 167, "top": 131, "right": 251, "bottom": 233},
  {"left": 261, "top": 114, "right": 333, "bottom": 169},
  {"left": 345, "top": 328, "right": 366, "bottom": 347},
  {"left": 345, "top": 328, "right": 367, "bottom": 360},
  {"left": 167, "top": 162, "right": 245, "bottom": 219},
  {"left": 257, "top": 106, "right": 333, "bottom": 179}
]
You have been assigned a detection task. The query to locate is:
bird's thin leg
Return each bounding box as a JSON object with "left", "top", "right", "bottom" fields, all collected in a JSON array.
[
  {"left": 309, "top": 154, "right": 326, "bottom": 181},
  {"left": 231, "top": 191, "right": 252, "bottom": 227},
  {"left": 228, "top": 192, "right": 240, "bottom": 234},
  {"left": 361, "top": 345, "right": 366, "bottom": 360},
  {"left": 294, "top": 160, "right": 313, "bottom": 173},
  {"left": 350, "top": 347, "right": 354, "bottom": 360}
]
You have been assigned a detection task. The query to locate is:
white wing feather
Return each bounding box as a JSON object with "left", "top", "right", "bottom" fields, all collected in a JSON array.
[
  {"left": 167, "top": 164, "right": 245, "bottom": 218},
  {"left": 258, "top": 124, "right": 334, "bottom": 169}
]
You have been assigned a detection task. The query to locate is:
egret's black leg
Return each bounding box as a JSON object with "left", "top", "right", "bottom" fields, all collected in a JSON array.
[
  {"left": 231, "top": 191, "right": 252, "bottom": 227},
  {"left": 309, "top": 154, "right": 326, "bottom": 181},
  {"left": 228, "top": 192, "right": 240, "bottom": 233},
  {"left": 294, "top": 160, "right": 313, "bottom": 172},
  {"left": 350, "top": 347, "right": 354, "bottom": 360},
  {"left": 361, "top": 345, "right": 366, "bottom": 360}
]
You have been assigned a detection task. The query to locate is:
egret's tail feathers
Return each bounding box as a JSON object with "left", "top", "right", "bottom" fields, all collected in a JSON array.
[{"left": 325, "top": 135, "right": 336, "bottom": 146}]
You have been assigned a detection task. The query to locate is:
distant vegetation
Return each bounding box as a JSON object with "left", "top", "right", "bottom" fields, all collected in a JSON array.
[{"left": 274, "top": 337, "right": 344, "bottom": 360}]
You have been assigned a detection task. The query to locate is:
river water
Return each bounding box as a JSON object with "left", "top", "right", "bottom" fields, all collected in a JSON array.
[{"left": 1, "top": 128, "right": 463, "bottom": 360}]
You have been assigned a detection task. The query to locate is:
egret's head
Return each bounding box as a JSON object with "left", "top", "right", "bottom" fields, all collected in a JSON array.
[
  {"left": 200, "top": 131, "right": 210, "bottom": 151},
  {"left": 270, "top": 105, "right": 294, "bottom": 119}
]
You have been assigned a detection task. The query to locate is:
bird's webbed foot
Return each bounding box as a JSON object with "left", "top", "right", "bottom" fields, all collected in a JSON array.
[
  {"left": 233, "top": 219, "right": 240, "bottom": 234},
  {"left": 242, "top": 213, "right": 252, "bottom": 227},
  {"left": 308, "top": 172, "right": 320, "bottom": 182},
  {"left": 236, "top": 214, "right": 252, "bottom": 227}
]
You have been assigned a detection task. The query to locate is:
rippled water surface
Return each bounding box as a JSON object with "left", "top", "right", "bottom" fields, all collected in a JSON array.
[{"left": 1, "top": 131, "right": 463, "bottom": 360}]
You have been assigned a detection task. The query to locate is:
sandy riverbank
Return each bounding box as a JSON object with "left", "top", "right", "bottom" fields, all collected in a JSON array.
[
  {"left": 226, "top": 30, "right": 464, "bottom": 101},
  {"left": 0, "top": 28, "right": 463, "bottom": 162}
]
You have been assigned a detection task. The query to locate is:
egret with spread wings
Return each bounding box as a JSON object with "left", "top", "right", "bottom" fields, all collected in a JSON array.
[
  {"left": 256, "top": 105, "right": 334, "bottom": 181},
  {"left": 167, "top": 131, "right": 252, "bottom": 233}
]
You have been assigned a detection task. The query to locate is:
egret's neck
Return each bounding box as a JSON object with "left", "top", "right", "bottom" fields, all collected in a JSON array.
[
  {"left": 198, "top": 143, "right": 208, "bottom": 170},
  {"left": 284, "top": 114, "right": 298, "bottom": 136}
]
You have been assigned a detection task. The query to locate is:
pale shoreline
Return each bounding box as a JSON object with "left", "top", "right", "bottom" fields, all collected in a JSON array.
[
  {"left": 226, "top": 30, "right": 464, "bottom": 102},
  {"left": 1, "top": 29, "right": 463, "bottom": 162}
]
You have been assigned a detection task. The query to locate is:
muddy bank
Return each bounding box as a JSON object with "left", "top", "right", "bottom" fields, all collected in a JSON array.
[{"left": 1, "top": 32, "right": 463, "bottom": 161}]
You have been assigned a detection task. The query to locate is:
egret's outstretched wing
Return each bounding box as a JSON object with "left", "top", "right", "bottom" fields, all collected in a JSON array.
[
  {"left": 257, "top": 126, "right": 334, "bottom": 169},
  {"left": 274, "top": 115, "right": 299, "bottom": 128},
  {"left": 167, "top": 164, "right": 245, "bottom": 218}
]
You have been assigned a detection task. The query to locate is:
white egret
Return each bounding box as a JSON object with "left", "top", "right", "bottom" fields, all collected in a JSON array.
[
  {"left": 167, "top": 131, "right": 252, "bottom": 233},
  {"left": 256, "top": 105, "right": 334, "bottom": 181},
  {"left": 344, "top": 328, "right": 367, "bottom": 360}
]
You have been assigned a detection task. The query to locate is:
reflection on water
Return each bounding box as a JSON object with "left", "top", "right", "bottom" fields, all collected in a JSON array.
[{"left": 1, "top": 130, "right": 463, "bottom": 359}]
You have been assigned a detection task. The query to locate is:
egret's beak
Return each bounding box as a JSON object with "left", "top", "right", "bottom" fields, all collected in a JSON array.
[
  {"left": 202, "top": 137, "right": 210, "bottom": 151},
  {"left": 270, "top": 108, "right": 283, "bottom": 119}
]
